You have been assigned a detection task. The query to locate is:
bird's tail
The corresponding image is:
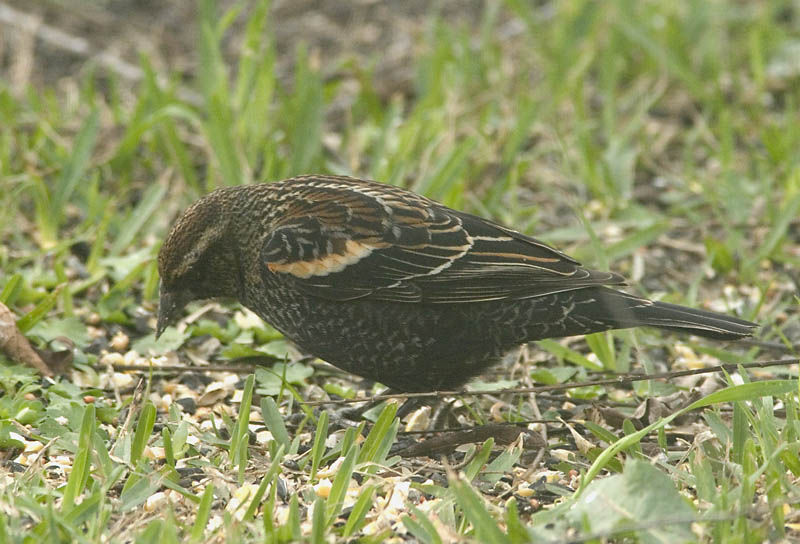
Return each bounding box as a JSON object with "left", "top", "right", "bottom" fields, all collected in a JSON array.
[{"left": 594, "top": 288, "right": 757, "bottom": 340}]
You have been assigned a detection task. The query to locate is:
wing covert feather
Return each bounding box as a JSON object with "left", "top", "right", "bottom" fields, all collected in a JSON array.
[{"left": 260, "top": 177, "right": 625, "bottom": 303}]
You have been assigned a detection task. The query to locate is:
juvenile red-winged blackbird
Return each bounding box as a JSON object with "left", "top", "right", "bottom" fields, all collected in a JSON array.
[{"left": 157, "top": 175, "right": 756, "bottom": 393}]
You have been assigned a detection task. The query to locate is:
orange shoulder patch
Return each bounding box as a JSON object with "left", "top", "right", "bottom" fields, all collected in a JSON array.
[{"left": 267, "top": 239, "right": 375, "bottom": 278}]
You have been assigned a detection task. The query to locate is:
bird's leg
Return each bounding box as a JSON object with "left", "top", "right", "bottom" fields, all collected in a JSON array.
[
  {"left": 334, "top": 400, "right": 379, "bottom": 422},
  {"left": 396, "top": 396, "right": 431, "bottom": 419},
  {"left": 430, "top": 399, "right": 458, "bottom": 429},
  {"left": 328, "top": 390, "right": 434, "bottom": 423}
]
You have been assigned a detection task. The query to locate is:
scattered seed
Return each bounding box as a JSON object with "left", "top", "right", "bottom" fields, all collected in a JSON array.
[
  {"left": 314, "top": 478, "right": 332, "bottom": 499},
  {"left": 145, "top": 491, "right": 168, "bottom": 512},
  {"left": 100, "top": 352, "right": 125, "bottom": 366},
  {"left": 110, "top": 331, "right": 129, "bottom": 352}
]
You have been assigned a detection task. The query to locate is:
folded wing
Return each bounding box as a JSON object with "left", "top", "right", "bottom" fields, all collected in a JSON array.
[{"left": 261, "top": 178, "right": 626, "bottom": 303}]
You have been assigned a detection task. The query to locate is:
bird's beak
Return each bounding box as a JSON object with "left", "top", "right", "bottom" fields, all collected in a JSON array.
[{"left": 156, "top": 283, "right": 189, "bottom": 339}]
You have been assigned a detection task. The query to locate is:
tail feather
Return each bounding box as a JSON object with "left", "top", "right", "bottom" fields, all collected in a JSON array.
[{"left": 597, "top": 288, "right": 757, "bottom": 340}]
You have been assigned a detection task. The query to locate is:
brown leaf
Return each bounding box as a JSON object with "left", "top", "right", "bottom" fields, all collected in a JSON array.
[
  {"left": 33, "top": 336, "right": 75, "bottom": 375},
  {"left": 0, "top": 302, "right": 53, "bottom": 376},
  {"left": 589, "top": 405, "right": 642, "bottom": 430},
  {"left": 197, "top": 381, "right": 232, "bottom": 406}
]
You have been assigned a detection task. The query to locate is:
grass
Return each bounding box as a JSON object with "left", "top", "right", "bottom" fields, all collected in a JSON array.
[{"left": 1, "top": 0, "right": 799, "bottom": 542}]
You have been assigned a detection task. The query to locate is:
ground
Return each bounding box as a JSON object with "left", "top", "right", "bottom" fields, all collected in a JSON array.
[{"left": 0, "top": 1, "right": 799, "bottom": 542}]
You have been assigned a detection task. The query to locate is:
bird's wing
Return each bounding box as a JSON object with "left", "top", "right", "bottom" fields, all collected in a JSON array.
[{"left": 261, "top": 180, "right": 625, "bottom": 303}]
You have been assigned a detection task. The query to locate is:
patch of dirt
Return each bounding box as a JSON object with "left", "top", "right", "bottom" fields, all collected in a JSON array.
[{"left": 0, "top": 0, "right": 484, "bottom": 95}]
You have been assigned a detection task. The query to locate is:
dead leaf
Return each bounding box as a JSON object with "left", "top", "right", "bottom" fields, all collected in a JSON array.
[
  {"left": 197, "top": 381, "right": 233, "bottom": 406},
  {"left": 34, "top": 336, "right": 75, "bottom": 375},
  {"left": 590, "top": 405, "right": 641, "bottom": 430},
  {"left": 0, "top": 302, "right": 53, "bottom": 376},
  {"left": 560, "top": 418, "right": 595, "bottom": 455}
]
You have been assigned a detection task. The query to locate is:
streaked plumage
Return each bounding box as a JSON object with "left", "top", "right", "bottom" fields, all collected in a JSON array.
[{"left": 157, "top": 175, "right": 757, "bottom": 392}]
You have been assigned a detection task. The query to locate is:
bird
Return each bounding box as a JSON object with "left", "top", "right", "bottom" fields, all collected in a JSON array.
[{"left": 156, "top": 175, "right": 757, "bottom": 395}]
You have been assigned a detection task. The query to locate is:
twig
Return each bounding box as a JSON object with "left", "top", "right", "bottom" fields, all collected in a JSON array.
[
  {"left": 738, "top": 339, "right": 799, "bottom": 353},
  {"left": 392, "top": 424, "right": 545, "bottom": 458},
  {"left": 91, "top": 357, "right": 798, "bottom": 406},
  {"left": 95, "top": 363, "right": 265, "bottom": 373},
  {"left": 302, "top": 357, "right": 799, "bottom": 406}
]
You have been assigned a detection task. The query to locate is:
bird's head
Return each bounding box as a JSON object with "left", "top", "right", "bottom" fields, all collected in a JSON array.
[{"left": 156, "top": 190, "right": 240, "bottom": 338}]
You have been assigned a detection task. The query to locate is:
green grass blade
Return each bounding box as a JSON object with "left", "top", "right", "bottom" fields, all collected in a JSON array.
[
  {"left": 326, "top": 444, "right": 357, "bottom": 526},
  {"left": 748, "top": 189, "right": 800, "bottom": 269},
  {"left": 62, "top": 404, "right": 95, "bottom": 513},
  {"left": 16, "top": 286, "right": 62, "bottom": 333},
  {"left": 309, "top": 410, "right": 329, "bottom": 480},
  {"left": 232, "top": 0, "right": 271, "bottom": 111},
  {"left": 286, "top": 46, "right": 323, "bottom": 176},
  {"left": 450, "top": 478, "right": 507, "bottom": 544},
  {"left": 242, "top": 443, "right": 285, "bottom": 522},
  {"left": 190, "top": 484, "right": 215, "bottom": 544},
  {"left": 311, "top": 496, "right": 326, "bottom": 544},
  {"left": 579, "top": 380, "right": 798, "bottom": 493},
  {"left": 536, "top": 339, "right": 604, "bottom": 371},
  {"left": 504, "top": 497, "right": 530, "bottom": 544},
  {"left": 0, "top": 274, "right": 22, "bottom": 305},
  {"left": 162, "top": 427, "right": 174, "bottom": 467},
  {"left": 464, "top": 439, "right": 494, "bottom": 481},
  {"left": 341, "top": 484, "right": 376, "bottom": 538},
  {"left": 261, "top": 396, "right": 290, "bottom": 449},
  {"left": 130, "top": 402, "right": 157, "bottom": 466},
  {"left": 358, "top": 403, "right": 398, "bottom": 468},
  {"left": 403, "top": 505, "right": 443, "bottom": 544},
  {"left": 109, "top": 183, "right": 168, "bottom": 255},
  {"left": 585, "top": 332, "right": 616, "bottom": 371},
  {"left": 229, "top": 374, "right": 255, "bottom": 466},
  {"left": 206, "top": 94, "right": 243, "bottom": 186},
  {"left": 43, "top": 109, "right": 100, "bottom": 245}
]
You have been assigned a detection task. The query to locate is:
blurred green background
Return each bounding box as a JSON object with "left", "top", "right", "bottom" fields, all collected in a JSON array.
[{"left": 1, "top": 0, "right": 799, "bottom": 542}]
